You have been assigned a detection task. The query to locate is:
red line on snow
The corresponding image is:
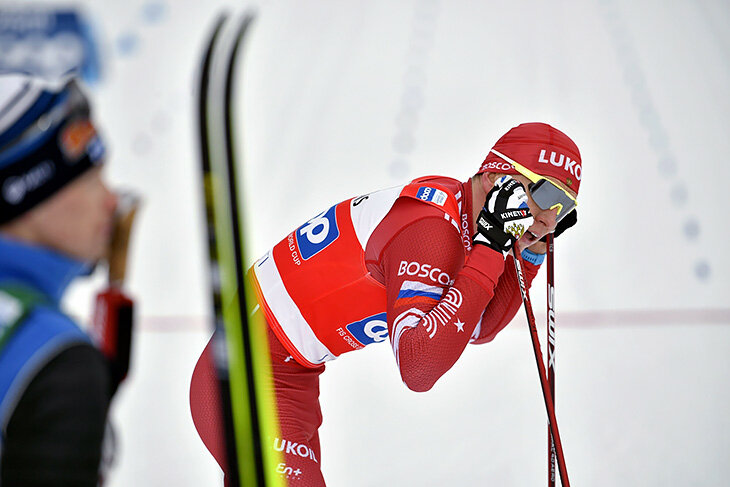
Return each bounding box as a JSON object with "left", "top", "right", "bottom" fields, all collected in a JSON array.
[
  {"left": 532, "top": 308, "right": 730, "bottom": 327},
  {"left": 136, "top": 309, "right": 730, "bottom": 332}
]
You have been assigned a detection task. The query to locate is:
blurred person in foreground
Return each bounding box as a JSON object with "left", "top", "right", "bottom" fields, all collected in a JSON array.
[
  {"left": 0, "top": 73, "right": 121, "bottom": 486},
  {"left": 190, "top": 122, "right": 581, "bottom": 486}
]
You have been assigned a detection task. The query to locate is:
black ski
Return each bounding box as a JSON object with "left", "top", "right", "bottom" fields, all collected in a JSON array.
[{"left": 196, "top": 12, "right": 281, "bottom": 487}]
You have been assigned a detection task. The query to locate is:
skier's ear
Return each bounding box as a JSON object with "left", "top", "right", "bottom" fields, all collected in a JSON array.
[{"left": 479, "top": 172, "right": 501, "bottom": 192}]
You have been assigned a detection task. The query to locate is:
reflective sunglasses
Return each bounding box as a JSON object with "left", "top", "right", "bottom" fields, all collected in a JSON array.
[{"left": 490, "top": 149, "right": 577, "bottom": 222}]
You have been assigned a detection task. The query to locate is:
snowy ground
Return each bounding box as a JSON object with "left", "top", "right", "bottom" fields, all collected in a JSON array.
[{"left": 105, "top": 316, "right": 730, "bottom": 487}]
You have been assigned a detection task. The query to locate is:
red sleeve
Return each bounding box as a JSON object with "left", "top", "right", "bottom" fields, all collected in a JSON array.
[
  {"left": 470, "top": 254, "right": 541, "bottom": 344},
  {"left": 379, "top": 204, "right": 506, "bottom": 392}
]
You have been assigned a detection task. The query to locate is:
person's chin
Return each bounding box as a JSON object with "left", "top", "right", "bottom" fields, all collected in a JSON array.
[
  {"left": 92, "top": 241, "right": 109, "bottom": 263},
  {"left": 518, "top": 231, "right": 539, "bottom": 249},
  {"left": 80, "top": 239, "right": 108, "bottom": 264}
]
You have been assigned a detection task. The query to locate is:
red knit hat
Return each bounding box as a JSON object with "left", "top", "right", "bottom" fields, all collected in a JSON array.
[{"left": 478, "top": 123, "right": 582, "bottom": 194}]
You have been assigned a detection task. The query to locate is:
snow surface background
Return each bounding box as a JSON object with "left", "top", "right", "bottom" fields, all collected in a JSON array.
[{"left": 7, "top": 0, "right": 729, "bottom": 485}]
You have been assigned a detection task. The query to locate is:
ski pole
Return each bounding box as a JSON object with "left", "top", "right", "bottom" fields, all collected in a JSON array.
[
  {"left": 546, "top": 233, "right": 556, "bottom": 487},
  {"left": 512, "top": 246, "right": 570, "bottom": 487}
]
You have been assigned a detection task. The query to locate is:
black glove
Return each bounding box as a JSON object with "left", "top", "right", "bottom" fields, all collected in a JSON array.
[
  {"left": 540, "top": 209, "right": 577, "bottom": 242},
  {"left": 473, "top": 176, "right": 534, "bottom": 256}
]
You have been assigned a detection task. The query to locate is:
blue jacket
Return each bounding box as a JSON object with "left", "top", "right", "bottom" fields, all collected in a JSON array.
[{"left": 0, "top": 236, "right": 93, "bottom": 448}]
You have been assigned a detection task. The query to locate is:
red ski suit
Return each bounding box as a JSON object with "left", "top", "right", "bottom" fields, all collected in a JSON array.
[{"left": 190, "top": 176, "right": 541, "bottom": 486}]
